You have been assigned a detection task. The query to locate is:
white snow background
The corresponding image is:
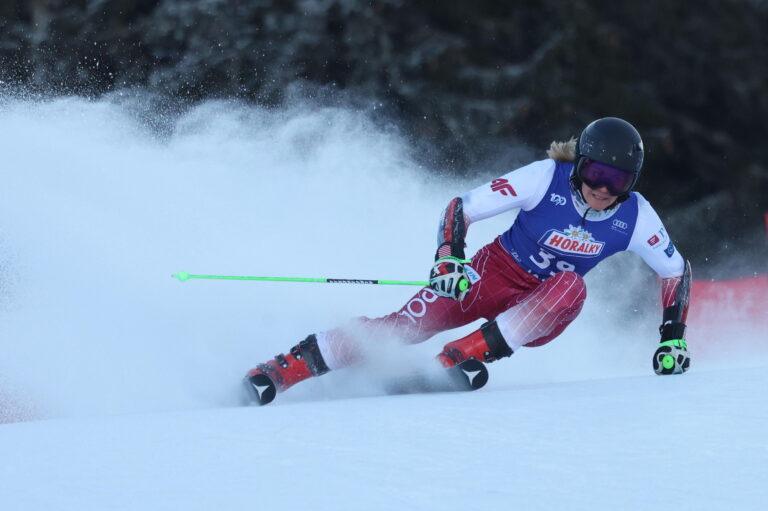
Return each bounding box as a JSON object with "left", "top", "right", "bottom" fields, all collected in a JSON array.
[{"left": 0, "top": 95, "right": 766, "bottom": 510}]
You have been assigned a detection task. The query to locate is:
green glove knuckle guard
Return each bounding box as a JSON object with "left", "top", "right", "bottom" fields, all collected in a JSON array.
[{"left": 652, "top": 340, "right": 690, "bottom": 375}]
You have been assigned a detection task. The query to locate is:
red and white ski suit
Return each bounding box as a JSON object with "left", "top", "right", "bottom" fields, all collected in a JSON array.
[{"left": 315, "top": 159, "right": 687, "bottom": 370}]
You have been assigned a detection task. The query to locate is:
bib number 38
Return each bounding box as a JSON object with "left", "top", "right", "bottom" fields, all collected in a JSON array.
[{"left": 529, "top": 249, "right": 575, "bottom": 276}]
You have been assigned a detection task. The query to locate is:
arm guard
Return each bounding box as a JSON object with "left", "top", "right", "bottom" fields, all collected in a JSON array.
[
  {"left": 659, "top": 260, "right": 692, "bottom": 341},
  {"left": 436, "top": 197, "right": 470, "bottom": 260}
]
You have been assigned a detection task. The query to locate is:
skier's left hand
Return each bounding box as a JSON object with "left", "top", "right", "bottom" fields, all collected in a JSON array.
[{"left": 652, "top": 338, "right": 690, "bottom": 375}]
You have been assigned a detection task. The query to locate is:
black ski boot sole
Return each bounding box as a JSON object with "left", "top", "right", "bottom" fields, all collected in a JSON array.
[
  {"left": 243, "top": 374, "right": 277, "bottom": 406},
  {"left": 449, "top": 358, "right": 489, "bottom": 390}
]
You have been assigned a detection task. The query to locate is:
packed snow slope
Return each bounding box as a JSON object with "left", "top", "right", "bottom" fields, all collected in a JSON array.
[
  {"left": 2, "top": 367, "right": 767, "bottom": 511},
  {"left": 1, "top": 96, "right": 766, "bottom": 510}
]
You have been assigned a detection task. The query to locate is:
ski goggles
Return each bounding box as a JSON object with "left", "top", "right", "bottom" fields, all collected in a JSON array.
[{"left": 577, "top": 159, "right": 637, "bottom": 196}]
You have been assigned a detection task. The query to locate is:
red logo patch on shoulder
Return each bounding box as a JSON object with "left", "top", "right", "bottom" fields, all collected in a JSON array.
[
  {"left": 491, "top": 178, "right": 517, "bottom": 197},
  {"left": 647, "top": 234, "right": 660, "bottom": 246}
]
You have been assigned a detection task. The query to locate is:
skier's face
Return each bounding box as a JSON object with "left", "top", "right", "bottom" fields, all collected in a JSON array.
[{"left": 581, "top": 182, "right": 617, "bottom": 211}]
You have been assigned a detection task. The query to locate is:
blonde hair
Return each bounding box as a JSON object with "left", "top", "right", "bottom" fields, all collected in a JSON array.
[{"left": 546, "top": 137, "right": 577, "bottom": 162}]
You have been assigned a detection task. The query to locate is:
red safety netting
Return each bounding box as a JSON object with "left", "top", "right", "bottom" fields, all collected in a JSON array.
[{"left": 687, "top": 274, "right": 768, "bottom": 357}]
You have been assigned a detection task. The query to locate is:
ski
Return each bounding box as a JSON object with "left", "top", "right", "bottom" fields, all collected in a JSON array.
[
  {"left": 383, "top": 359, "right": 489, "bottom": 396},
  {"left": 242, "top": 359, "right": 489, "bottom": 406}
]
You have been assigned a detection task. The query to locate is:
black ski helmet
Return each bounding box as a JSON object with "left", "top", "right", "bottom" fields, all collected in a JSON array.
[{"left": 574, "top": 117, "right": 644, "bottom": 201}]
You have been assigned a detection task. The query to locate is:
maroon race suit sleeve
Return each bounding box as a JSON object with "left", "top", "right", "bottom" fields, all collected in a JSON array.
[{"left": 627, "top": 193, "right": 690, "bottom": 330}]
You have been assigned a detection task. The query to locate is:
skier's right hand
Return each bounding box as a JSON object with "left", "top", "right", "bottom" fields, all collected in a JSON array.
[{"left": 429, "top": 256, "right": 472, "bottom": 300}]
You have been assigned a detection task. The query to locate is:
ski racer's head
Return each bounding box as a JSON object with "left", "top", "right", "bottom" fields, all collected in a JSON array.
[{"left": 573, "top": 117, "right": 644, "bottom": 211}]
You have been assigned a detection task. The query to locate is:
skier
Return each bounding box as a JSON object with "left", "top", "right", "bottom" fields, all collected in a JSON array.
[{"left": 244, "top": 117, "right": 691, "bottom": 405}]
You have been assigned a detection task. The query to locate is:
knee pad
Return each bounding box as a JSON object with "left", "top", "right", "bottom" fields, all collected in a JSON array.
[
  {"left": 496, "top": 272, "right": 587, "bottom": 349},
  {"left": 545, "top": 272, "right": 586, "bottom": 306}
]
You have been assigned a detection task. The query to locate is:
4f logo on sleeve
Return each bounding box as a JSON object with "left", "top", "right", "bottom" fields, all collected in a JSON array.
[{"left": 491, "top": 178, "right": 517, "bottom": 197}]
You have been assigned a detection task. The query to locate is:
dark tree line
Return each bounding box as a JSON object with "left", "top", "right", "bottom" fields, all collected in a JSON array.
[{"left": 1, "top": 0, "right": 766, "bottom": 275}]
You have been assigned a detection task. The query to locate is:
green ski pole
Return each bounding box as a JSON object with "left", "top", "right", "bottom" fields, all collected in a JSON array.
[{"left": 171, "top": 272, "right": 430, "bottom": 287}]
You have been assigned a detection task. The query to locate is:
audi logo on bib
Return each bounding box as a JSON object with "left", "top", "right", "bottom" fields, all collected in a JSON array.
[{"left": 612, "top": 219, "right": 628, "bottom": 230}]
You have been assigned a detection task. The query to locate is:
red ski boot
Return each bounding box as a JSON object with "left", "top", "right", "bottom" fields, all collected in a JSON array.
[
  {"left": 437, "top": 321, "right": 514, "bottom": 367},
  {"left": 435, "top": 321, "right": 513, "bottom": 390},
  {"left": 244, "top": 335, "right": 330, "bottom": 405}
]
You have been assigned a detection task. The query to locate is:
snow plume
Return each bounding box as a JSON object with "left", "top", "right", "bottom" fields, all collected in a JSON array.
[
  {"left": 0, "top": 94, "right": 764, "bottom": 422},
  {"left": 0, "top": 93, "right": 445, "bottom": 419}
]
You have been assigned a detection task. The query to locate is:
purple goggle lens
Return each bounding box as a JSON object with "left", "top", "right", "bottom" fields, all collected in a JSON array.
[{"left": 579, "top": 159, "right": 636, "bottom": 196}]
